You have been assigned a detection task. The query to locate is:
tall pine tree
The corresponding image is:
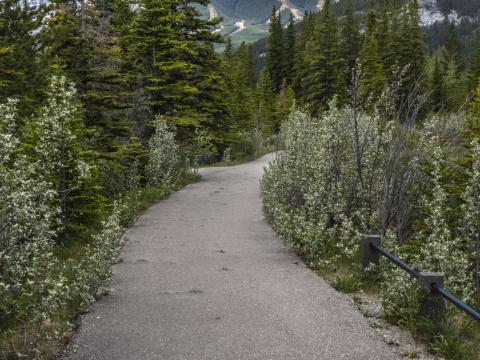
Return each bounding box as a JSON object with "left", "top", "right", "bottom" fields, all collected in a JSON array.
[
  {"left": 360, "top": 8, "right": 386, "bottom": 107},
  {"left": 265, "top": 8, "right": 285, "bottom": 93},
  {"left": 126, "top": 0, "right": 223, "bottom": 139},
  {"left": 339, "top": 0, "right": 361, "bottom": 90},
  {"left": 284, "top": 15, "right": 296, "bottom": 86},
  {"left": 0, "top": 1, "right": 45, "bottom": 115},
  {"left": 302, "top": 0, "right": 342, "bottom": 115}
]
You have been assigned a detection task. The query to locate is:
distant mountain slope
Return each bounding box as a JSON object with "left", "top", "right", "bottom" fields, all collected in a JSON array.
[{"left": 207, "top": 0, "right": 479, "bottom": 47}]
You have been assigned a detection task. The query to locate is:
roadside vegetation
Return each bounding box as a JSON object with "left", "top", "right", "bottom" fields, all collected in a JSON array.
[{"left": 261, "top": 0, "right": 480, "bottom": 358}]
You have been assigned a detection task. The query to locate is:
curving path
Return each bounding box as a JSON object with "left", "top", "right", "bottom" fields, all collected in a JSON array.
[{"left": 65, "top": 155, "right": 401, "bottom": 360}]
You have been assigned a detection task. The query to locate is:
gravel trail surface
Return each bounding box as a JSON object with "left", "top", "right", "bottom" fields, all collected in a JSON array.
[{"left": 65, "top": 155, "right": 401, "bottom": 360}]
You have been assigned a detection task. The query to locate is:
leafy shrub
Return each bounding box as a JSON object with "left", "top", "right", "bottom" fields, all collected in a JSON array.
[
  {"left": 231, "top": 129, "right": 270, "bottom": 161},
  {"left": 146, "top": 116, "right": 183, "bottom": 185},
  {"left": 0, "top": 98, "right": 69, "bottom": 357}
]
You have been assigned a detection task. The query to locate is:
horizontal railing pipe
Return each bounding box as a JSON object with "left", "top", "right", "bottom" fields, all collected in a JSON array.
[
  {"left": 370, "top": 242, "right": 419, "bottom": 279},
  {"left": 434, "top": 286, "right": 480, "bottom": 322}
]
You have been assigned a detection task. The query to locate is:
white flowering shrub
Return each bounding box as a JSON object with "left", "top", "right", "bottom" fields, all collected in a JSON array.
[
  {"left": 33, "top": 76, "right": 90, "bottom": 226},
  {"left": 462, "top": 140, "right": 480, "bottom": 294},
  {"left": 189, "top": 127, "right": 214, "bottom": 171},
  {"left": 416, "top": 147, "right": 474, "bottom": 301},
  {"left": 0, "top": 98, "right": 70, "bottom": 355},
  {"left": 380, "top": 232, "right": 420, "bottom": 324},
  {"left": 147, "top": 116, "right": 182, "bottom": 185},
  {"left": 70, "top": 201, "right": 126, "bottom": 310},
  {"left": 262, "top": 101, "right": 391, "bottom": 265},
  {"left": 0, "top": 79, "right": 127, "bottom": 357}
]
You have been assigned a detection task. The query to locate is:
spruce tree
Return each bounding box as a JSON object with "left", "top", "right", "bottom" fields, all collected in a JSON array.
[
  {"left": 339, "top": 0, "right": 361, "bottom": 89},
  {"left": 442, "top": 22, "right": 464, "bottom": 73},
  {"left": 469, "top": 31, "right": 480, "bottom": 91},
  {"left": 126, "top": 0, "right": 223, "bottom": 138},
  {"left": 293, "top": 11, "right": 315, "bottom": 102},
  {"left": 397, "top": 0, "right": 426, "bottom": 104},
  {"left": 382, "top": 1, "right": 402, "bottom": 81},
  {"left": 302, "top": 0, "right": 342, "bottom": 115},
  {"left": 225, "top": 42, "right": 256, "bottom": 135},
  {"left": 224, "top": 37, "right": 234, "bottom": 64},
  {"left": 284, "top": 15, "right": 296, "bottom": 86},
  {"left": 83, "top": 0, "right": 131, "bottom": 151},
  {"left": 265, "top": 8, "right": 285, "bottom": 93},
  {"left": 42, "top": 0, "right": 95, "bottom": 101},
  {"left": 256, "top": 72, "right": 277, "bottom": 135},
  {"left": 360, "top": 9, "right": 386, "bottom": 106},
  {"left": 430, "top": 57, "right": 446, "bottom": 111},
  {"left": 0, "top": 0, "right": 45, "bottom": 115}
]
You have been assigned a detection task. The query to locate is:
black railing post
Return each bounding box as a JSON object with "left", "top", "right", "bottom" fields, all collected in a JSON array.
[
  {"left": 361, "top": 235, "right": 381, "bottom": 270},
  {"left": 418, "top": 272, "right": 446, "bottom": 325}
]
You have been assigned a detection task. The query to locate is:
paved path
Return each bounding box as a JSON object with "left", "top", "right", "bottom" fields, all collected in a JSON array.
[{"left": 65, "top": 155, "right": 401, "bottom": 360}]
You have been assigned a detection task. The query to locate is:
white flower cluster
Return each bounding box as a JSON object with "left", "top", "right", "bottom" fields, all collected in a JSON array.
[{"left": 147, "top": 116, "right": 182, "bottom": 185}]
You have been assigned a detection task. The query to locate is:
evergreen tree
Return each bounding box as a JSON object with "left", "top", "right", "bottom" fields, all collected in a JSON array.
[
  {"left": 0, "top": 1, "right": 45, "bottom": 115},
  {"left": 430, "top": 57, "right": 447, "bottom": 111},
  {"left": 382, "top": 1, "right": 402, "bottom": 81},
  {"left": 284, "top": 15, "right": 296, "bottom": 86},
  {"left": 442, "top": 22, "right": 464, "bottom": 73},
  {"left": 224, "top": 37, "right": 234, "bottom": 63},
  {"left": 302, "top": 0, "right": 342, "bottom": 115},
  {"left": 265, "top": 8, "right": 285, "bottom": 93},
  {"left": 360, "top": 8, "right": 386, "bottom": 106},
  {"left": 293, "top": 11, "right": 315, "bottom": 102},
  {"left": 83, "top": 0, "right": 131, "bottom": 150},
  {"left": 126, "top": 0, "right": 223, "bottom": 138},
  {"left": 256, "top": 72, "right": 277, "bottom": 135},
  {"left": 225, "top": 42, "right": 256, "bottom": 136},
  {"left": 277, "top": 85, "right": 295, "bottom": 124},
  {"left": 469, "top": 30, "right": 480, "bottom": 91},
  {"left": 397, "top": 0, "right": 426, "bottom": 105},
  {"left": 42, "top": 0, "right": 95, "bottom": 101},
  {"left": 339, "top": 0, "right": 361, "bottom": 89}
]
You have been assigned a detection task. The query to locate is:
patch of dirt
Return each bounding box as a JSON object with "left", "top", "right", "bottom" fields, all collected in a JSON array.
[{"left": 350, "top": 293, "right": 443, "bottom": 359}]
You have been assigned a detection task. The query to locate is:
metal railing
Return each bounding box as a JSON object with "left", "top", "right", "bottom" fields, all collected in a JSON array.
[{"left": 361, "top": 235, "right": 480, "bottom": 323}]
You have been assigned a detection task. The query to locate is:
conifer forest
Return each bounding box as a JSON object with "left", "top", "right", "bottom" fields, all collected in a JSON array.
[{"left": 1, "top": 0, "right": 480, "bottom": 359}]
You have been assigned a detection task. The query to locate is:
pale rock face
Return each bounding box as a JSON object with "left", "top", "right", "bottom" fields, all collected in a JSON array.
[
  {"left": 418, "top": 0, "right": 474, "bottom": 26},
  {"left": 278, "top": 0, "right": 304, "bottom": 21},
  {"left": 232, "top": 20, "right": 247, "bottom": 35},
  {"left": 208, "top": 4, "right": 219, "bottom": 20},
  {"left": 419, "top": 0, "right": 445, "bottom": 26}
]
